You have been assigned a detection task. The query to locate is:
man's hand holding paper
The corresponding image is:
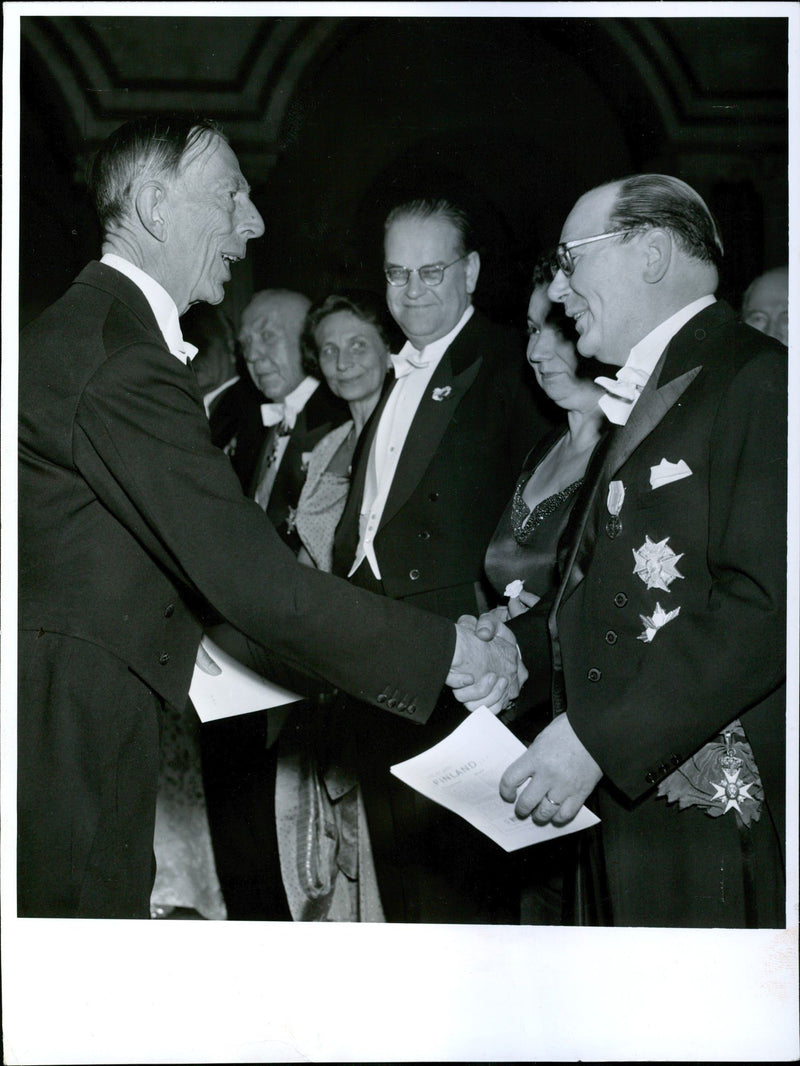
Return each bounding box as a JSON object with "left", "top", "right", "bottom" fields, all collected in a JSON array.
[{"left": 499, "top": 712, "right": 603, "bottom": 826}]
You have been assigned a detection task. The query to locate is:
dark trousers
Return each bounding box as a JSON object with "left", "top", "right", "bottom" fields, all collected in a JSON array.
[
  {"left": 585, "top": 783, "right": 785, "bottom": 928},
  {"left": 18, "top": 631, "right": 161, "bottom": 918},
  {"left": 199, "top": 711, "right": 292, "bottom": 920}
]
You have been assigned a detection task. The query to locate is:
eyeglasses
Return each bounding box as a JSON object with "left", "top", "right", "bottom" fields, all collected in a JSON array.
[
  {"left": 384, "top": 254, "right": 468, "bottom": 287},
  {"left": 555, "top": 230, "right": 637, "bottom": 277}
]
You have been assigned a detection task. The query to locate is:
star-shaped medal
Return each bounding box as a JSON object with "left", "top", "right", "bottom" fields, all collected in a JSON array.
[
  {"left": 632, "top": 535, "right": 684, "bottom": 592},
  {"left": 710, "top": 767, "right": 755, "bottom": 816}
]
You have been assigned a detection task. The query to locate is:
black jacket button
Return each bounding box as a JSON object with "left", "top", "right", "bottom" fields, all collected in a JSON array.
[
  {"left": 428, "top": 492, "right": 439, "bottom": 502},
  {"left": 409, "top": 569, "right": 420, "bottom": 580},
  {"left": 159, "top": 653, "right": 170, "bottom": 665},
  {"left": 587, "top": 667, "right": 601, "bottom": 682},
  {"left": 614, "top": 592, "right": 628, "bottom": 607},
  {"left": 376, "top": 693, "right": 387, "bottom": 703},
  {"left": 417, "top": 530, "right": 430, "bottom": 540},
  {"left": 164, "top": 603, "right": 175, "bottom": 618},
  {"left": 604, "top": 630, "right": 618, "bottom": 644}
]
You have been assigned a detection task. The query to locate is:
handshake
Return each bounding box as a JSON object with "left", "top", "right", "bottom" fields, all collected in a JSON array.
[{"left": 446, "top": 609, "right": 527, "bottom": 715}]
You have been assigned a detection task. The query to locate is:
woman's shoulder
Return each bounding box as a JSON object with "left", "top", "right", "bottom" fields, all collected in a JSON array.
[{"left": 304, "top": 420, "right": 354, "bottom": 483}]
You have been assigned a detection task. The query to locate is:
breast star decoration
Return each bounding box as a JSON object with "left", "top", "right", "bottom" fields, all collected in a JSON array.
[
  {"left": 637, "top": 602, "right": 681, "bottom": 643},
  {"left": 632, "top": 535, "right": 684, "bottom": 591}
]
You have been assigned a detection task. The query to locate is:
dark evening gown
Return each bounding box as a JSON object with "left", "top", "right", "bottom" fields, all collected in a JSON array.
[{"left": 483, "top": 427, "right": 589, "bottom": 924}]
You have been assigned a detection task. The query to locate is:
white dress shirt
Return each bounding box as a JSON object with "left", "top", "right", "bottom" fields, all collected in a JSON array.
[
  {"left": 349, "top": 304, "right": 474, "bottom": 580},
  {"left": 100, "top": 253, "right": 198, "bottom": 363},
  {"left": 596, "top": 294, "right": 716, "bottom": 425}
]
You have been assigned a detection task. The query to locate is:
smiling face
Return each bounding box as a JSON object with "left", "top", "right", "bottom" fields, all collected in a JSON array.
[
  {"left": 525, "top": 285, "right": 582, "bottom": 407},
  {"left": 163, "top": 133, "right": 264, "bottom": 312},
  {"left": 547, "top": 184, "right": 646, "bottom": 367},
  {"left": 384, "top": 215, "right": 479, "bottom": 349},
  {"left": 239, "top": 292, "right": 309, "bottom": 401},
  {"left": 314, "top": 310, "right": 388, "bottom": 406}
]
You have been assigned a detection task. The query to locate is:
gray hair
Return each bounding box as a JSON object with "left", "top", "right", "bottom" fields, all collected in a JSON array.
[
  {"left": 87, "top": 114, "right": 224, "bottom": 231},
  {"left": 606, "top": 174, "right": 724, "bottom": 268}
]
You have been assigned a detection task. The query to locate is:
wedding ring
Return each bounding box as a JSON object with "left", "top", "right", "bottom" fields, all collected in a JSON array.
[{"left": 539, "top": 794, "right": 562, "bottom": 808}]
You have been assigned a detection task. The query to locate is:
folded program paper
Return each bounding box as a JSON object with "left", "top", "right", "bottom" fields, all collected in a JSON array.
[
  {"left": 391, "top": 707, "right": 600, "bottom": 852},
  {"left": 189, "top": 636, "right": 303, "bottom": 724}
]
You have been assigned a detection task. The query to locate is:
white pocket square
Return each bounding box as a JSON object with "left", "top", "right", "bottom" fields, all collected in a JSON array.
[{"left": 649, "top": 458, "right": 693, "bottom": 490}]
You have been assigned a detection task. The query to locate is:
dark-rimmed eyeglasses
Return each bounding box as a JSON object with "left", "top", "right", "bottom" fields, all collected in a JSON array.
[
  {"left": 555, "top": 230, "right": 637, "bottom": 277},
  {"left": 384, "top": 254, "right": 468, "bottom": 287}
]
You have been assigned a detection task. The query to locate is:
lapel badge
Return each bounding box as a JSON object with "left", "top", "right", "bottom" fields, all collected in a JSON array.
[
  {"left": 637, "top": 602, "right": 681, "bottom": 643},
  {"left": 606, "top": 480, "right": 625, "bottom": 538},
  {"left": 431, "top": 385, "right": 452, "bottom": 402}
]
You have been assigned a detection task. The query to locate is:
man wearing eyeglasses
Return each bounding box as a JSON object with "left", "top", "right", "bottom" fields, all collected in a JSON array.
[
  {"left": 468, "top": 174, "right": 787, "bottom": 928},
  {"left": 329, "top": 197, "right": 553, "bottom": 923}
]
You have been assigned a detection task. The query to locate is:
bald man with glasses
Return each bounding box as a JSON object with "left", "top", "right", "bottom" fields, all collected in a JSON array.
[{"left": 467, "top": 174, "right": 787, "bottom": 929}]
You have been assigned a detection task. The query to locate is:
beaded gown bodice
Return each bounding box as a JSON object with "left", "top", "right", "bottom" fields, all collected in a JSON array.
[{"left": 484, "top": 428, "right": 583, "bottom": 600}]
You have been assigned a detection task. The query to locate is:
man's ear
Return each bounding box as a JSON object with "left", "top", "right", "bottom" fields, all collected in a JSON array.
[
  {"left": 465, "top": 250, "right": 481, "bottom": 295},
  {"left": 642, "top": 228, "right": 671, "bottom": 284},
  {"left": 135, "top": 182, "right": 168, "bottom": 242}
]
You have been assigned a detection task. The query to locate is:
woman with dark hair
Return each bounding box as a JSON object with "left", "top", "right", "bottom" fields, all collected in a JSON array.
[
  {"left": 484, "top": 256, "right": 606, "bottom": 621},
  {"left": 482, "top": 256, "right": 607, "bottom": 924},
  {"left": 290, "top": 291, "right": 396, "bottom": 571}
]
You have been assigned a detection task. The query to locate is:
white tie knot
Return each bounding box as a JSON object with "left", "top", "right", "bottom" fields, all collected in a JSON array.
[
  {"left": 391, "top": 348, "right": 430, "bottom": 378},
  {"left": 260, "top": 399, "right": 299, "bottom": 431}
]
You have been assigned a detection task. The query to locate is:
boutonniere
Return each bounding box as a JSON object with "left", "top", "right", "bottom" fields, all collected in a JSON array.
[
  {"left": 650, "top": 458, "right": 693, "bottom": 490},
  {"left": 632, "top": 535, "right": 684, "bottom": 592},
  {"left": 606, "top": 480, "right": 625, "bottom": 538},
  {"left": 637, "top": 602, "right": 681, "bottom": 643},
  {"left": 431, "top": 386, "right": 452, "bottom": 402},
  {"left": 504, "top": 579, "right": 524, "bottom": 599}
]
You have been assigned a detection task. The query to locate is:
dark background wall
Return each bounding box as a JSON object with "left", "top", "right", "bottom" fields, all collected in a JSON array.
[{"left": 19, "top": 14, "right": 789, "bottom": 331}]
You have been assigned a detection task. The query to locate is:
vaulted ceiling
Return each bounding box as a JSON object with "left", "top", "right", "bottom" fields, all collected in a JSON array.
[
  {"left": 22, "top": 14, "right": 788, "bottom": 178},
  {"left": 17, "top": 12, "right": 789, "bottom": 324}
]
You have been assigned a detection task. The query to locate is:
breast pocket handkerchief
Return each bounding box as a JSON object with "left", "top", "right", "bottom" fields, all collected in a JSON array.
[{"left": 649, "top": 458, "right": 692, "bottom": 490}]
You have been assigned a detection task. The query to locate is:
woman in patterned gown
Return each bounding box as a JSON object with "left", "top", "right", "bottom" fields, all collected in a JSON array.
[
  {"left": 275, "top": 290, "right": 399, "bottom": 921},
  {"left": 484, "top": 256, "right": 605, "bottom": 923}
]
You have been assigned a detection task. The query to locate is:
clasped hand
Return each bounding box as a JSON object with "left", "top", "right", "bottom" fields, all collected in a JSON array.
[{"left": 446, "top": 609, "right": 527, "bottom": 714}]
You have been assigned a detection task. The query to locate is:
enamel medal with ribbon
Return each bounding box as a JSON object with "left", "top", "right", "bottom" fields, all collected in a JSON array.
[{"left": 606, "top": 480, "right": 625, "bottom": 538}]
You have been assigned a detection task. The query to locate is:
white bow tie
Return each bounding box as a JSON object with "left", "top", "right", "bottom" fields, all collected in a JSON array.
[
  {"left": 391, "top": 348, "right": 431, "bottom": 378},
  {"left": 595, "top": 364, "right": 650, "bottom": 426},
  {"left": 261, "top": 400, "right": 298, "bottom": 431},
  {"left": 594, "top": 364, "right": 650, "bottom": 401}
]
